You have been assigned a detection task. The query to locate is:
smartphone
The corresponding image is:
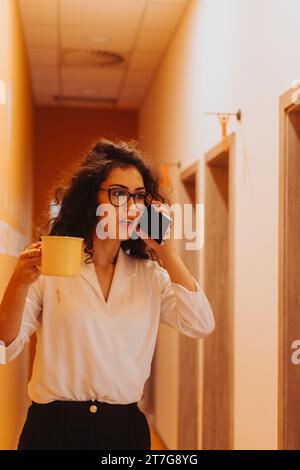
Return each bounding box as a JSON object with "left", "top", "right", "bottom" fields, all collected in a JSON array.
[{"left": 134, "top": 204, "right": 172, "bottom": 245}]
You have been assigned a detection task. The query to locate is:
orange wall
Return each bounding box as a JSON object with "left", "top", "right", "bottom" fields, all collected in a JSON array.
[
  {"left": 0, "top": 0, "right": 35, "bottom": 450},
  {"left": 33, "top": 106, "right": 138, "bottom": 228}
]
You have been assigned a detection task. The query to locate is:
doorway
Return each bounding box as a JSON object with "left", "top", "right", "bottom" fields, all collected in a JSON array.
[
  {"left": 202, "top": 133, "right": 235, "bottom": 449},
  {"left": 278, "top": 88, "right": 300, "bottom": 449}
]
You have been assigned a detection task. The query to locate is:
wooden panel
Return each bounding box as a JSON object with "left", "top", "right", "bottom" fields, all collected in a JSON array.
[
  {"left": 178, "top": 162, "right": 199, "bottom": 449},
  {"left": 278, "top": 88, "right": 300, "bottom": 449},
  {"left": 202, "top": 134, "right": 235, "bottom": 449},
  {"left": 178, "top": 336, "right": 198, "bottom": 449}
]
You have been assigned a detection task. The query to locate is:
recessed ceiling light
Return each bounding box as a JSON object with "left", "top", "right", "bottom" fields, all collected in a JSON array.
[
  {"left": 62, "top": 49, "right": 125, "bottom": 67},
  {"left": 86, "top": 35, "right": 111, "bottom": 45},
  {"left": 81, "top": 88, "right": 100, "bottom": 95}
]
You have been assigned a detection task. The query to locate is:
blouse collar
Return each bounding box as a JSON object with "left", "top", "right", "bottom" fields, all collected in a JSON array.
[{"left": 79, "top": 247, "right": 137, "bottom": 304}]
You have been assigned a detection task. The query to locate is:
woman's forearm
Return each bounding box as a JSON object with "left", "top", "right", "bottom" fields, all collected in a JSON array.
[
  {"left": 156, "top": 243, "right": 197, "bottom": 292},
  {"left": 0, "top": 242, "right": 42, "bottom": 346},
  {"left": 0, "top": 277, "right": 29, "bottom": 346}
]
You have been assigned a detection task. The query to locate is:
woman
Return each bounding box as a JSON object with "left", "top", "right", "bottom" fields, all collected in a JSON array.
[{"left": 0, "top": 138, "right": 215, "bottom": 450}]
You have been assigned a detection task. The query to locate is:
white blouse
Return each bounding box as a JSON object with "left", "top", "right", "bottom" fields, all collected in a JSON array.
[{"left": 0, "top": 247, "right": 215, "bottom": 404}]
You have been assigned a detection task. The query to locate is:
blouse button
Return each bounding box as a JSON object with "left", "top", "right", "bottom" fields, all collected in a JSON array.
[{"left": 90, "top": 404, "right": 98, "bottom": 413}]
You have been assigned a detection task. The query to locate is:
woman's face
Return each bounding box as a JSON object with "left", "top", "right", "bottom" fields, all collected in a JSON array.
[{"left": 96, "top": 166, "right": 147, "bottom": 240}]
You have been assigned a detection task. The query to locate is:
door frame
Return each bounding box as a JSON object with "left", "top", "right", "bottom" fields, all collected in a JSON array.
[{"left": 278, "top": 87, "right": 300, "bottom": 449}]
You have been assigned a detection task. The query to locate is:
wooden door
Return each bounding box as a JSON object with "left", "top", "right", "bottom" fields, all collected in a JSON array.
[
  {"left": 202, "top": 134, "right": 235, "bottom": 449},
  {"left": 178, "top": 162, "right": 200, "bottom": 449},
  {"left": 278, "top": 88, "right": 300, "bottom": 449}
]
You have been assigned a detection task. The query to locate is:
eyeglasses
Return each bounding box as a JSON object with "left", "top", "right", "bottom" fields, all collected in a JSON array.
[{"left": 98, "top": 186, "right": 153, "bottom": 208}]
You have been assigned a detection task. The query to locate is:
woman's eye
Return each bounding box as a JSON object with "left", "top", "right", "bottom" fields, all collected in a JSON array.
[
  {"left": 113, "top": 189, "right": 126, "bottom": 196},
  {"left": 135, "top": 193, "right": 146, "bottom": 200}
]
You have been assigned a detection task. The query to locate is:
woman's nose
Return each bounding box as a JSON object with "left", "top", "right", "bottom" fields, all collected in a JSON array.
[
  {"left": 126, "top": 198, "right": 141, "bottom": 219},
  {"left": 127, "top": 196, "right": 136, "bottom": 211}
]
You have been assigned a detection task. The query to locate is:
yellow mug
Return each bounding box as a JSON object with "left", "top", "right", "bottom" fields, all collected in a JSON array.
[{"left": 41, "top": 236, "right": 84, "bottom": 276}]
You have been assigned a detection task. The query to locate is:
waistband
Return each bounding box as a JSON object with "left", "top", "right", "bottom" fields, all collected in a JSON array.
[
  {"left": 32, "top": 400, "right": 137, "bottom": 409},
  {"left": 30, "top": 400, "right": 139, "bottom": 419},
  {"left": 31, "top": 400, "right": 138, "bottom": 413}
]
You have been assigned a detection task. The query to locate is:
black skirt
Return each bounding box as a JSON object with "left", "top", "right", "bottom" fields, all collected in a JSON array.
[{"left": 17, "top": 400, "right": 151, "bottom": 450}]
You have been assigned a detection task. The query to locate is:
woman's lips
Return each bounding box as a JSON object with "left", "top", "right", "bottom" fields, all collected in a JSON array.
[{"left": 120, "top": 220, "right": 136, "bottom": 227}]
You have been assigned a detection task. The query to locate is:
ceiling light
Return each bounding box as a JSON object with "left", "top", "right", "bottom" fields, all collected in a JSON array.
[
  {"left": 53, "top": 95, "right": 117, "bottom": 106},
  {"left": 81, "top": 88, "right": 100, "bottom": 95},
  {"left": 62, "top": 49, "right": 125, "bottom": 67},
  {"left": 86, "top": 35, "right": 111, "bottom": 45}
]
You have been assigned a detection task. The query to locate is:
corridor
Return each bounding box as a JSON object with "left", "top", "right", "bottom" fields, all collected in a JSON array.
[{"left": 1, "top": 0, "right": 300, "bottom": 451}]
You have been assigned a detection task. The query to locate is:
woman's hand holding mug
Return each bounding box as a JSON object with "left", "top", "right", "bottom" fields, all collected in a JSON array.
[{"left": 11, "top": 242, "right": 42, "bottom": 287}]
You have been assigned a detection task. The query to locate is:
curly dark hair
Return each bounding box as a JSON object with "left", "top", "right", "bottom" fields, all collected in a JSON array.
[{"left": 35, "top": 137, "right": 171, "bottom": 265}]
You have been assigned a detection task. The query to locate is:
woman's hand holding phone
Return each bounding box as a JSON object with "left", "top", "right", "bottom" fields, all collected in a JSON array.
[{"left": 135, "top": 200, "right": 173, "bottom": 255}]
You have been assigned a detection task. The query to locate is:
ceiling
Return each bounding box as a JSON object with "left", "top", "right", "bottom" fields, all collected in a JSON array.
[{"left": 18, "top": 0, "right": 190, "bottom": 110}]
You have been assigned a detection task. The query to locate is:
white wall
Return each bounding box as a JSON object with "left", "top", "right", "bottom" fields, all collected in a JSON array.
[{"left": 139, "top": 0, "right": 300, "bottom": 449}]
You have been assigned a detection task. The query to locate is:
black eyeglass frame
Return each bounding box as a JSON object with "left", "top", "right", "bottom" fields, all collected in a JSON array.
[{"left": 98, "top": 186, "right": 153, "bottom": 208}]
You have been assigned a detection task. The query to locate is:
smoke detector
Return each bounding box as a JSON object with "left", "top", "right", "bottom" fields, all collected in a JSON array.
[{"left": 62, "top": 49, "right": 126, "bottom": 68}]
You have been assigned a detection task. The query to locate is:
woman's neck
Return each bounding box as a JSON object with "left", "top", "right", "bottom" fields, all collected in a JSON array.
[{"left": 92, "top": 236, "right": 121, "bottom": 269}]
